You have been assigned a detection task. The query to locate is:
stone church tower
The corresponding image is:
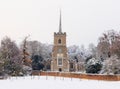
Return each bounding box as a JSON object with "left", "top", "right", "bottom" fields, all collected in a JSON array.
[{"left": 51, "top": 11, "right": 69, "bottom": 72}]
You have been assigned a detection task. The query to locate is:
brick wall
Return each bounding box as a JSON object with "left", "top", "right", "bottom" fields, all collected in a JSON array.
[{"left": 32, "top": 71, "right": 120, "bottom": 81}]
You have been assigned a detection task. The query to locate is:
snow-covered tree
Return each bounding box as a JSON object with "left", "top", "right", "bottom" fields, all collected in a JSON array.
[
  {"left": 25, "top": 41, "right": 52, "bottom": 61},
  {"left": 97, "top": 34, "right": 110, "bottom": 61},
  {"left": 26, "top": 41, "right": 42, "bottom": 57},
  {"left": 68, "top": 45, "right": 91, "bottom": 72},
  {"left": 68, "top": 45, "right": 80, "bottom": 61},
  {"left": 0, "top": 37, "right": 22, "bottom": 76},
  {"left": 97, "top": 30, "right": 120, "bottom": 60},
  {"left": 21, "top": 40, "right": 52, "bottom": 71},
  {"left": 41, "top": 43, "right": 52, "bottom": 60},
  {"left": 100, "top": 55, "right": 120, "bottom": 74},
  {"left": 96, "top": 30, "right": 120, "bottom": 74},
  {"left": 68, "top": 45, "right": 90, "bottom": 62},
  {"left": 88, "top": 43, "right": 97, "bottom": 58}
]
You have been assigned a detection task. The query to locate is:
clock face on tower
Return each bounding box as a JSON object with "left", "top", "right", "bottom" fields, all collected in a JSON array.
[{"left": 58, "top": 48, "right": 62, "bottom": 53}]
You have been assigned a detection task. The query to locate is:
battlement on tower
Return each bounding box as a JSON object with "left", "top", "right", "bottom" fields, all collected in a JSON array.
[{"left": 54, "top": 32, "right": 66, "bottom": 35}]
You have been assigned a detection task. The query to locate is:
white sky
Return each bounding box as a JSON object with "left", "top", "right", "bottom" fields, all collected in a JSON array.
[{"left": 0, "top": 0, "right": 120, "bottom": 48}]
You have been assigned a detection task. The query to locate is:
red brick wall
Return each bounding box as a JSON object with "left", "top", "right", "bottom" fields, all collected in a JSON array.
[{"left": 32, "top": 71, "right": 120, "bottom": 81}]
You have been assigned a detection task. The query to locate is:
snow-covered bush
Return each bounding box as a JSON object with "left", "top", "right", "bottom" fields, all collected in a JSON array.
[
  {"left": 85, "top": 58, "right": 102, "bottom": 74},
  {"left": 32, "top": 55, "right": 44, "bottom": 70}
]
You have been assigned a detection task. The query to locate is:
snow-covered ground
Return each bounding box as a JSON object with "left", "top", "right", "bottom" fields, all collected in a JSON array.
[{"left": 0, "top": 76, "right": 120, "bottom": 89}]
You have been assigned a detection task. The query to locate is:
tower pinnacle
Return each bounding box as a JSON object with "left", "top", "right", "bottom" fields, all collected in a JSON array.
[{"left": 59, "top": 10, "right": 62, "bottom": 33}]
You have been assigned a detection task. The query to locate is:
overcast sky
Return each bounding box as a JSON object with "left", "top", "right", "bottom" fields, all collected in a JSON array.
[{"left": 0, "top": 0, "right": 120, "bottom": 48}]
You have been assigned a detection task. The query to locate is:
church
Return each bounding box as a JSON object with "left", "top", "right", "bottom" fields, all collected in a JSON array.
[{"left": 51, "top": 11, "right": 69, "bottom": 72}]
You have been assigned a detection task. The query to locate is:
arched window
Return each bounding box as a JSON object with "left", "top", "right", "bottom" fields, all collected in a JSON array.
[
  {"left": 58, "top": 39, "right": 61, "bottom": 44},
  {"left": 58, "top": 57, "right": 62, "bottom": 66}
]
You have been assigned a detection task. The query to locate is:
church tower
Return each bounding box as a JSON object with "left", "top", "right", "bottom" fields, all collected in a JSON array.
[{"left": 51, "top": 11, "right": 69, "bottom": 72}]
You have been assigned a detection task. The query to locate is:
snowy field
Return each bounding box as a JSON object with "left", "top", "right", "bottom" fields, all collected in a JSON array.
[{"left": 0, "top": 76, "right": 120, "bottom": 89}]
